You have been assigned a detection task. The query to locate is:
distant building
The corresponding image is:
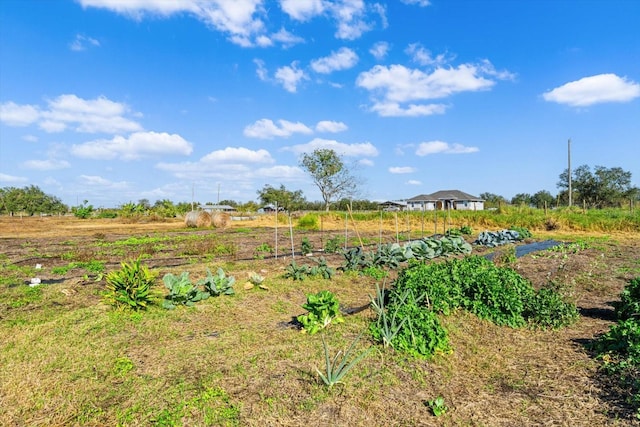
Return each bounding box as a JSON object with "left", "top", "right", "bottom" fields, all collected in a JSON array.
[
  {"left": 378, "top": 200, "right": 408, "bottom": 211},
  {"left": 203, "top": 204, "right": 236, "bottom": 213},
  {"left": 406, "top": 190, "right": 484, "bottom": 211}
]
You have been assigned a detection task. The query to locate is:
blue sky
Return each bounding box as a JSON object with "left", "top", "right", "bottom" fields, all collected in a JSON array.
[{"left": 1, "top": 0, "right": 639, "bottom": 208}]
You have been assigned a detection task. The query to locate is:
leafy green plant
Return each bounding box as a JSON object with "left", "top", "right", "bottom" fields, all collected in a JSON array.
[
  {"left": 309, "top": 257, "right": 334, "bottom": 279},
  {"left": 297, "top": 214, "right": 319, "bottom": 230},
  {"left": 315, "top": 333, "right": 372, "bottom": 389},
  {"left": 524, "top": 286, "right": 579, "bottom": 329},
  {"left": 197, "top": 268, "right": 235, "bottom": 297},
  {"left": 254, "top": 243, "right": 273, "bottom": 259},
  {"left": 510, "top": 226, "right": 532, "bottom": 239},
  {"left": 162, "top": 272, "right": 209, "bottom": 309},
  {"left": 297, "top": 290, "right": 344, "bottom": 335},
  {"left": 248, "top": 272, "right": 265, "bottom": 286},
  {"left": 104, "top": 259, "right": 158, "bottom": 311},
  {"left": 283, "top": 261, "right": 311, "bottom": 281},
  {"left": 324, "top": 236, "right": 344, "bottom": 254},
  {"left": 427, "top": 396, "right": 448, "bottom": 417},
  {"left": 72, "top": 200, "right": 94, "bottom": 219},
  {"left": 339, "top": 247, "right": 373, "bottom": 271},
  {"left": 301, "top": 237, "right": 314, "bottom": 255},
  {"left": 613, "top": 277, "right": 640, "bottom": 320},
  {"left": 369, "top": 282, "right": 407, "bottom": 349}
]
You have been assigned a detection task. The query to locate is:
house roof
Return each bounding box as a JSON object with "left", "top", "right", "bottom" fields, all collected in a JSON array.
[
  {"left": 378, "top": 200, "right": 407, "bottom": 206},
  {"left": 407, "top": 190, "right": 483, "bottom": 202}
]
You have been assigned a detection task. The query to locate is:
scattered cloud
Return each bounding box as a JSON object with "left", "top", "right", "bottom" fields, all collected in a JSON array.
[
  {"left": 542, "top": 73, "right": 640, "bottom": 107},
  {"left": 69, "top": 34, "right": 100, "bottom": 51},
  {"left": 370, "top": 41, "right": 390, "bottom": 60},
  {"left": 156, "top": 146, "right": 277, "bottom": 181},
  {"left": 330, "top": 0, "right": 375, "bottom": 40},
  {"left": 78, "top": 0, "right": 268, "bottom": 47},
  {"left": 405, "top": 43, "right": 451, "bottom": 66},
  {"left": 415, "top": 140, "right": 479, "bottom": 156},
  {"left": 311, "top": 47, "right": 359, "bottom": 74},
  {"left": 22, "top": 159, "right": 71, "bottom": 171},
  {"left": 356, "top": 61, "right": 512, "bottom": 116},
  {"left": 1, "top": 94, "right": 142, "bottom": 134},
  {"left": 71, "top": 131, "right": 192, "bottom": 160},
  {"left": 244, "top": 118, "right": 313, "bottom": 139},
  {"left": 283, "top": 138, "right": 379, "bottom": 157},
  {"left": 270, "top": 28, "right": 305, "bottom": 47},
  {"left": 22, "top": 135, "right": 38, "bottom": 142},
  {"left": 389, "top": 166, "right": 416, "bottom": 174},
  {"left": 0, "top": 102, "right": 40, "bottom": 126},
  {"left": 254, "top": 59, "right": 268, "bottom": 80},
  {"left": 359, "top": 158, "right": 374, "bottom": 167},
  {"left": 315, "top": 120, "right": 348, "bottom": 133},
  {"left": 400, "top": 0, "right": 431, "bottom": 6},
  {"left": 0, "top": 173, "right": 28, "bottom": 183},
  {"left": 280, "top": 0, "right": 325, "bottom": 21},
  {"left": 275, "top": 62, "right": 308, "bottom": 92},
  {"left": 406, "top": 179, "right": 422, "bottom": 185},
  {"left": 79, "top": 174, "right": 129, "bottom": 189}
]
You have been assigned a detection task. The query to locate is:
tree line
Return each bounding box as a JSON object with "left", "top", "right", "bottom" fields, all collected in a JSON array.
[{"left": 1, "top": 150, "right": 637, "bottom": 217}]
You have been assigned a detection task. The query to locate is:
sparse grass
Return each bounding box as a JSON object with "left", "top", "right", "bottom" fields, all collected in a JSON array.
[{"left": 0, "top": 214, "right": 639, "bottom": 425}]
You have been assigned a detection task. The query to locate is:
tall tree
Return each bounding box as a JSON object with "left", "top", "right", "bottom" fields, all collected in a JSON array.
[
  {"left": 511, "top": 193, "right": 532, "bottom": 206},
  {"left": 299, "top": 148, "right": 358, "bottom": 211},
  {"left": 557, "top": 165, "right": 636, "bottom": 208},
  {"left": 479, "top": 192, "right": 507, "bottom": 209},
  {"left": 531, "top": 190, "right": 555, "bottom": 209},
  {"left": 256, "top": 184, "right": 306, "bottom": 212}
]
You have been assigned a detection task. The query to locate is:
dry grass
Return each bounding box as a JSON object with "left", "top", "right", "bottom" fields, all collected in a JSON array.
[{"left": 1, "top": 216, "right": 640, "bottom": 426}]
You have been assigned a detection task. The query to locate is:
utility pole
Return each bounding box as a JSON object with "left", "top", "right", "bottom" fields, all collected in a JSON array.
[{"left": 568, "top": 138, "right": 572, "bottom": 207}]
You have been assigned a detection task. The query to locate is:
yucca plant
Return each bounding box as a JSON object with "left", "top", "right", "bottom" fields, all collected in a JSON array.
[
  {"left": 104, "top": 258, "right": 158, "bottom": 310},
  {"left": 316, "top": 333, "right": 372, "bottom": 389}
]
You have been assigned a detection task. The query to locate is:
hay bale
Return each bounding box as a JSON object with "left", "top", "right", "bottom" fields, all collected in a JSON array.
[
  {"left": 211, "top": 211, "right": 230, "bottom": 228},
  {"left": 184, "top": 210, "right": 212, "bottom": 228}
]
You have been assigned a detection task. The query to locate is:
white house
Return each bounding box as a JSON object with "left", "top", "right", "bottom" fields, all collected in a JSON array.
[{"left": 406, "top": 190, "right": 484, "bottom": 211}]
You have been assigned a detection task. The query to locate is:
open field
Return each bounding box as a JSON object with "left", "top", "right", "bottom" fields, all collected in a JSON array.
[{"left": 1, "top": 214, "right": 640, "bottom": 426}]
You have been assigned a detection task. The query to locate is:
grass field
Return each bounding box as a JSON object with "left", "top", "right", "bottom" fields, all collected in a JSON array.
[{"left": 1, "top": 211, "right": 639, "bottom": 426}]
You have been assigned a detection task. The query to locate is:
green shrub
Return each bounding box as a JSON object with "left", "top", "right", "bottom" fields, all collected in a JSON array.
[
  {"left": 324, "top": 235, "right": 344, "bottom": 254},
  {"left": 613, "top": 277, "right": 640, "bottom": 320},
  {"left": 301, "top": 237, "right": 314, "bottom": 255},
  {"left": 104, "top": 259, "right": 158, "bottom": 310},
  {"left": 524, "top": 286, "right": 579, "bottom": 329},
  {"left": 297, "top": 214, "right": 319, "bottom": 230},
  {"left": 197, "top": 268, "right": 235, "bottom": 297}
]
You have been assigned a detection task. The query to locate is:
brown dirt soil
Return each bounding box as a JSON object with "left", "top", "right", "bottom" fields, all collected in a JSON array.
[{"left": 1, "top": 216, "right": 640, "bottom": 426}]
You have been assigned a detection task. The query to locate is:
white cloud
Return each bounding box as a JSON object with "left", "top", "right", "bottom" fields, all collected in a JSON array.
[
  {"left": 275, "top": 62, "right": 308, "bottom": 93},
  {"left": 254, "top": 59, "right": 268, "bottom": 80},
  {"left": 370, "top": 102, "right": 447, "bottom": 117},
  {"left": 243, "top": 119, "right": 313, "bottom": 139},
  {"left": 405, "top": 43, "right": 451, "bottom": 66},
  {"left": 542, "top": 73, "right": 640, "bottom": 107},
  {"left": 200, "top": 146, "right": 273, "bottom": 163},
  {"left": 284, "top": 137, "right": 378, "bottom": 157},
  {"left": 400, "top": 0, "right": 431, "bottom": 6},
  {"left": 271, "top": 28, "right": 305, "bottom": 47},
  {"left": 370, "top": 41, "right": 390, "bottom": 60},
  {"left": 23, "top": 159, "right": 71, "bottom": 171},
  {"left": 156, "top": 146, "right": 275, "bottom": 181},
  {"left": 254, "top": 165, "right": 305, "bottom": 179},
  {"left": 406, "top": 179, "right": 422, "bottom": 185},
  {"left": 415, "top": 140, "right": 479, "bottom": 156},
  {"left": 69, "top": 34, "right": 100, "bottom": 51},
  {"left": 356, "top": 62, "right": 511, "bottom": 116},
  {"left": 79, "top": 0, "right": 267, "bottom": 47},
  {"left": 22, "top": 135, "right": 38, "bottom": 142},
  {"left": 389, "top": 166, "right": 416, "bottom": 174},
  {"left": 0, "top": 102, "right": 40, "bottom": 126},
  {"left": 330, "top": 0, "right": 372, "bottom": 40},
  {"left": 311, "top": 47, "right": 358, "bottom": 74},
  {"left": 0, "top": 173, "right": 28, "bottom": 183},
  {"left": 280, "top": 0, "right": 325, "bottom": 21},
  {"left": 359, "top": 158, "right": 374, "bottom": 166},
  {"left": 79, "top": 174, "right": 129, "bottom": 189},
  {"left": 315, "top": 120, "right": 348, "bottom": 133},
  {"left": 71, "top": 131, "right": 192, "bottom": 160},
  {"left": 1, "top": 95, "right": 143, "bottom": 134}
]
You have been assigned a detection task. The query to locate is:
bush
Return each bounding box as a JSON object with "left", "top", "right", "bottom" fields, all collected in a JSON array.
[
  {"left": 104, "top": 259, "right": 158, "bottom": 310},
  {"left": 297, "top": 214, "right": 319, "bottom": 230}
]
